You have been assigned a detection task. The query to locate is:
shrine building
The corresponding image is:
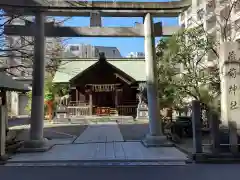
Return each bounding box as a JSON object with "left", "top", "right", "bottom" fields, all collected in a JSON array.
[{"left": 53, "top": 54, "right": 146, "bottom": 117}]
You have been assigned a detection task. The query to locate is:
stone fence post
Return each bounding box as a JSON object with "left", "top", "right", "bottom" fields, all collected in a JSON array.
[
  {"left": 0, "top": 105, "right": 5, "bottom": 158},
  {"left": 191, "top": 100, "right": 203, "bottom": 154},
  {"left": 0, "top": 91, "right": 6, "bottom": 158},
  {"left": 209, "top": 110, "right": 220, "bottom": 154}
]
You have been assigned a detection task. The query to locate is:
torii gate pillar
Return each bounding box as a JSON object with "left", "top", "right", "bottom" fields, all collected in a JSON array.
[
  {"left": 143, "top": 13, "right": 169, "bottom": 147},
  {"left": 24, "top": 11, "right": 48, "bottom": 150}
]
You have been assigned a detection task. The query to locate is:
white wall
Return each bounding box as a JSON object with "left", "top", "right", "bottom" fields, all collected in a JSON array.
[
  {"left": 10, "top": 92, "right": 29, "bottom": 116},
  {"left": 18, "top": 94, "right": 29, "bottom": 116},
  {"left": 10, "top": 92, "right": 19, "bottom": 116}
]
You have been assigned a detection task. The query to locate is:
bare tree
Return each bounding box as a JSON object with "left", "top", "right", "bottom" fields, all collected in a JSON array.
[{"left": 0, "top": 9, "right": 70, "bottom": 77}]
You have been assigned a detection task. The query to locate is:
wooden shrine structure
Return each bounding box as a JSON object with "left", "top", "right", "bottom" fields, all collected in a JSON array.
[{"left": 53, "top": 54, "right": 144, "bottom": 117}]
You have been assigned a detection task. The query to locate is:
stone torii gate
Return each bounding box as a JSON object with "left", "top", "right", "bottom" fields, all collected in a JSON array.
[{"left": 2, "top": 0, "right": 190, "bottom": 149}]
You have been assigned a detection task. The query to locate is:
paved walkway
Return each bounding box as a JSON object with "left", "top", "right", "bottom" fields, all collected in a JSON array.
[
  {"left": 7, "top": 142, "right": 187, "bottom": 164},
  {"left": 6, "top": 122, "right": 188, "bottom": 165},
  {"left": 74, "top": 122, "right": 123, "bottom": 143}
]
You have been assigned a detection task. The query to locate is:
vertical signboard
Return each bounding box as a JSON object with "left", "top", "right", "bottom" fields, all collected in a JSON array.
[{"left": 90, "top": 11, "right": 102, "bottom": 27}]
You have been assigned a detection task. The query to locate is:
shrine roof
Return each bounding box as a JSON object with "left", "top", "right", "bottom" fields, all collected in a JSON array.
[
  {"left": 53, "top": 58, "right": 146, "bottom": 83},
  {"left": 0, "top": 72, "right": 30, "bottom": 92}
]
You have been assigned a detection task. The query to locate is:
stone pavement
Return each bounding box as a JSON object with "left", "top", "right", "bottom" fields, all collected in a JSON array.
[
  {"left": 74, "top": 122, "right": 123, "bottom": 143},
  {"left": 6, "top": 122, "right": 188, "bottom": 166}
]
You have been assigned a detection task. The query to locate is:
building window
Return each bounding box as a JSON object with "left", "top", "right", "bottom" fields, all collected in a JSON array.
[
  {"left": 95, "top": 49, "right": 99, "bottom": 56},
  {"left": 208, "top": 34, "right": 216, "bottom": 44},
  {"left": 206, "top": 17, "right": 216, "bottom": 31},
  {"left": 197, "top": 0, "right": 203, "bottom": 6},
  {"left": 197, "top": 9, "right": 205, "bottom": 21},
  {"left": 187, "top": 17, "right": 193, "bottom": 26},
  {"left": 207, "top": 0, "right": 216, "bottom": 9},
  {"left": 20, "top": 70, "right": 25, "bottom": 77},
  {"left": 225, "top": 24, "right": 232, "bottom": 38},
  {"left": 180, "top": 12, "right": 185, "bottom": 21},
  {"left": 219, "top": 0, "right": 228, "bottom": 5},
  {"left": 187, "top": 7, "right": 192, "bottom": 15},
  {"left": 235, "top": 19, "right": 240, "bottom": 31},
  {"left": 237, "top": 40, "right": 240, "bottom": 49},
  {"left": 70, "top": 45, "right": 79, "bottom": 51},
  {"left": 20, "top": 36, "right": 25, "bottom": 46},
  {"left": 235, "top": 1, "right": 240, "bottom": 13}
]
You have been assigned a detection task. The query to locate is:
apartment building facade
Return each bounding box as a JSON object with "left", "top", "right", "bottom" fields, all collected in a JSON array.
[
  {"left": 177, "top": 0, "right": 240, "bottom": 106},
  {"left": 179, "top": 0, "right": 240, "bottom": 66}
]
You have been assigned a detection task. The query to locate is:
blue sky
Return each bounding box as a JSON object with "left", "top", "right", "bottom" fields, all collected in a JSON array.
[
  {"left": 0, "top": 0, "right": 179, "bottom": 57},
  {"left": 60, "top": 0, "right": 179, "bottom": 57}
]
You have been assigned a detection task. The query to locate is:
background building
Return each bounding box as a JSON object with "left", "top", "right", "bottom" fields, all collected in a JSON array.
[
  {"left": 126, "top": 52, "right": 145, "bottom": 58},
  {"left": 178, "top": 0, "right": 240, "bottom": 66},
  {"left": 177, "top": 0, "right": 240, "bottom": 106},
  {"left": 65, "top": 44, "right": 122, "bottom": 58}
]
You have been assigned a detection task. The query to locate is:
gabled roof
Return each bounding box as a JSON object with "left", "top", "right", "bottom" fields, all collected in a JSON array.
[
  {"left": 0, "top": 72, "right": 30, "bottom": 92},
  {"left": 53, "top": 58, "right": 146, "bottom": 83}
]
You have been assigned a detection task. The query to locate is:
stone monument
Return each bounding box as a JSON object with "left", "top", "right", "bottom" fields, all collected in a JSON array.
[
  {"left": 220, "top": 42, "right": 240, "bottom": 152},
  {"left": 220, "top": 42, "right": 240, "bottom": 127}
]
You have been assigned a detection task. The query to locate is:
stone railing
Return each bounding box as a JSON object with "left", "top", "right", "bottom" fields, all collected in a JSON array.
[
  {"left": 117, "top": 105, "right": 137, "bottom": 117},
  {"left": 67, "top": 105, "right": 90, "bottom": 117}
]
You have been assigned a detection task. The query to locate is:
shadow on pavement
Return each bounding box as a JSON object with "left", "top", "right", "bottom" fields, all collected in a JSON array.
[
  {"left": 8, "top": 117, "right": 30, "bottom": 127},
  {"left": 9, "top": 124, "right": 88, "bottom": 141},
  {"left": 117, "top": 122, "right": 149, "bottom": 141}
]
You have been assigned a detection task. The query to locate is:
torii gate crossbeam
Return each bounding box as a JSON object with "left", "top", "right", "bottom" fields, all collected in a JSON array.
[
  {"left": 4, "top": 24, "right": 180, "bottom": 37},
  {"left": 1, "top": 0, "right": 190, "bottom": 17}
]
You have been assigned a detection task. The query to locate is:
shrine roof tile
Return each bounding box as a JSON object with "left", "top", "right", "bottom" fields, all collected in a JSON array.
[
  {"left": 0, "top": 72, "right": 30, "bottom": 92},
  {"left": 52, "top": 58, "right": 146, "bottom": 83}
]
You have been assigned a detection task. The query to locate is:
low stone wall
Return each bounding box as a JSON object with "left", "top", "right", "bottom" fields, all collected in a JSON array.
[{"left": 53, "top": 115, "right": 134, "bottom": 124}]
